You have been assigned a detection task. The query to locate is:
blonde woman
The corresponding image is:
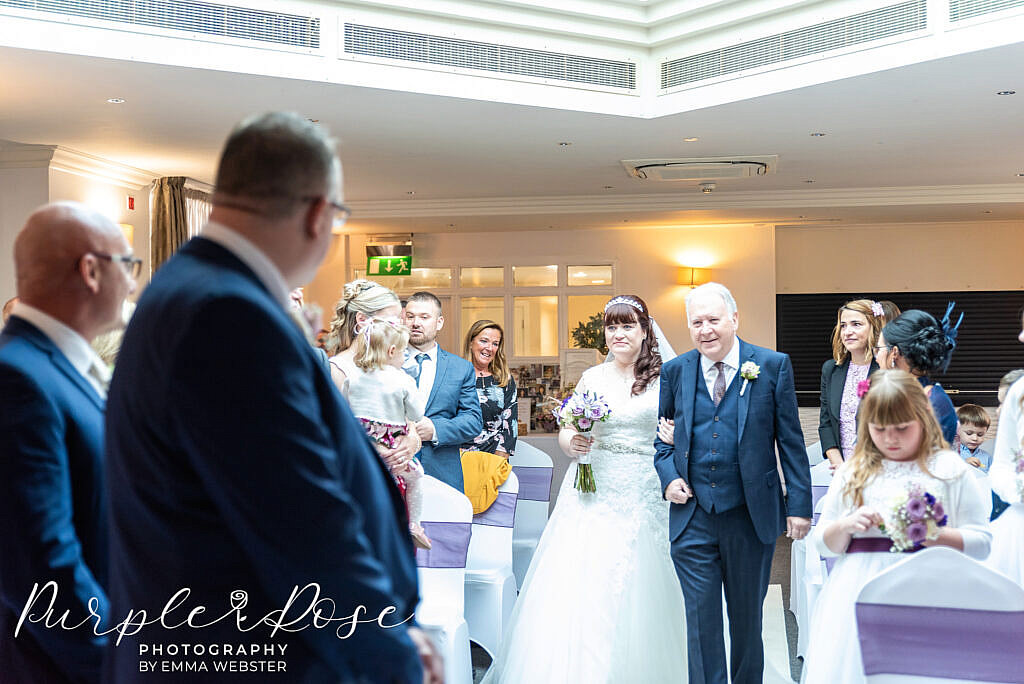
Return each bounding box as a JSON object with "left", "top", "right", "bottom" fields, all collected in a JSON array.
[
  {"left": 326, "top": 279, "right": 420, "bottom": 467},
  {"left": 462, "top": 320, "right": 517, "bottom": 456}
]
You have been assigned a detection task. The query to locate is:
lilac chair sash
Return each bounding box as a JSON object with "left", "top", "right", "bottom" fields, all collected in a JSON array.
[
  {"left": 512, "top": 466, "right": 552, "bottom": 502},
  {"left": 473, "top": 491, "right": 517, "bottom": 528},
  {"left": 416, "top": 521, "right": 472, "bottom": 568},
  {"left": 811, "top": 485, "right": 828, "bottom": 524},
  {"left": 856, "top": 602, "right": 1024, "bottom": 682}
]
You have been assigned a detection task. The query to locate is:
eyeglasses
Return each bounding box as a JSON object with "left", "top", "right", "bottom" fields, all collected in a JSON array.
[
  {"left": 93, "top": 252, "right": 142, "bottom": 278},
  {"left": 301, "top": 196, "right": 351, "bottom": 230},
  {"left": 873, "top": 345, "right": 891, "bottom": 353}
]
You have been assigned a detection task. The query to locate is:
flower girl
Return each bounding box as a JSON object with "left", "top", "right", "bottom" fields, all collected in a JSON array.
[
  {"left": 346, "top": 317, "right": 431, "bottom": 549},
  {"left": 802, "top": 370, "right": 991, "bottom": 684}
]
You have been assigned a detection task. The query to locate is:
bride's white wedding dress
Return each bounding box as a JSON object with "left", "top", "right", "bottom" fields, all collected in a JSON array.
[{"left": 482, "top": 363, "right": 687, "bottom": 683}]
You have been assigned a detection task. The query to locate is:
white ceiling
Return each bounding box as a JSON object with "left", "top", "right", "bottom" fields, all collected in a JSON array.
[{"left": 1, "top": 33, "right": 1023, "bottom": 232}]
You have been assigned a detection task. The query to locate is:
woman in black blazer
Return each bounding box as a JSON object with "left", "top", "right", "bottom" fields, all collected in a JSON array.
[{"left": 819, "top": 299, "right": 885, "bottom": 470}]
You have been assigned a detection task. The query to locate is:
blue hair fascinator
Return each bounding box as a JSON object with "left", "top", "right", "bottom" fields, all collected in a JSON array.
[{"left": 939, "top": 302, "right": 964, "bottom": 347}]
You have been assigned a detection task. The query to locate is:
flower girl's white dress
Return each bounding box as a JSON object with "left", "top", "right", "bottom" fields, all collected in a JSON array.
[
  {"left": 988, "top": 377, "right": 1024, "bottom": 585},
  {"left": 802, "top": 451, "right": 991, "bottom": 684},
  {"left": 481, "top": 364, "right": 687, "bottom": 683}
]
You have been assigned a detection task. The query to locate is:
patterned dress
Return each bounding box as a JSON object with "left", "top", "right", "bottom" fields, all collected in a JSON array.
[{"left": 464, "top": 375, "right": 518, "bottom": 455}]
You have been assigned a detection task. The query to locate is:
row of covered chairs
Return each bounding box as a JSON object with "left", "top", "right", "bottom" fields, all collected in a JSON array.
[{"left": 413, "top": 442, "right": 554, "bottom": 684}]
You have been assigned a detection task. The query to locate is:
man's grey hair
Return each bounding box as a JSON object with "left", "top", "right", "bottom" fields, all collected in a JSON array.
[
  {"left": 685, "top": 282, "right": 738, "bottom": 317},
  {"left": 214, "top": 111, "right": 339, "bottom": 216}
]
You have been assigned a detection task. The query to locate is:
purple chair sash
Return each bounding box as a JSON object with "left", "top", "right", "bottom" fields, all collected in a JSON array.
[
  {"left": 416, "top": 521, "right": 472, "bottom": 568},
  {"left": 512, "top": 466, "right": 552, "bottom": 502},
  {"left": 473, "top": 491, "right": 517, "bottom": 528},
  {"left": 856, "top": 602, "right": 1024, "bottom": 682},
  {"left": 810, "top": 485, "right": 828, "bottom": 525}
]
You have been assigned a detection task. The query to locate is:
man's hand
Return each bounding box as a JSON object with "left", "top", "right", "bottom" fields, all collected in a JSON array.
[
  {"left": 408, "top": 626, "right": 444, "bottom": 684},
  {"left": 786, "top": 516, "right": 812, "bottom": 540},
  {"left": 379, "top": 433, "right": 416, "bottom": 470},
  {"left": 657, "top": 417, "right": 675, "bottom": 445},
  {"left": 664, "top": 478, "right": 693, "bottom": 505},
  {"left": 414, "top": 417, "right": 435, "bottom": 442}
]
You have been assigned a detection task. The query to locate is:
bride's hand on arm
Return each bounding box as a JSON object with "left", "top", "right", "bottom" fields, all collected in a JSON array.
[{"left": 657, "top": 417, "right": 675, "bottom": 445}]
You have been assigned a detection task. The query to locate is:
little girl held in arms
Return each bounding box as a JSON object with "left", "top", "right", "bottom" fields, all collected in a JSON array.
[
  {"left": 802, "top": 370, "right": 991, "bottom": 684},
  {"left": 345, "top": 317, "right": 431, "bottom": 550}
]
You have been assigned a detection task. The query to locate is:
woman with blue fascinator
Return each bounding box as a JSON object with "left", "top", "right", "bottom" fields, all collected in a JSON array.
[{"left": 873, "top": 303, "right": 963, "bottom": 445}]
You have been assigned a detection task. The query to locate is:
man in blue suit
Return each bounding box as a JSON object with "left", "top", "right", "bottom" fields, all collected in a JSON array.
[
  {"left": 0, "top": 202, "right": 137, "bottom": 682},
  {"left": 403, "top": 291, "right": 482, "bottom": 491},
  {"left": 104, "top": 113, "right": 440, "bottom": 683},
  {"left": 655, "top": 282, "right": 811, "bottom": 684}
]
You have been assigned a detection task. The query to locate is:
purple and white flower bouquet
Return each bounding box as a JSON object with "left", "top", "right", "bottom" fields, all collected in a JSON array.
[
  {"left": 555, "top": 390, "right": 611, "bottom": 493},
  {"left": 878, "top": 483, "right": 948, "bottom": 552}
]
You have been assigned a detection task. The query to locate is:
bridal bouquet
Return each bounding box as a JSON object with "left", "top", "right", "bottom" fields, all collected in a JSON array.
[
  {"left": 878, "top": 483, "right": 948, "bottom": 552},
  {"left": 555, "top": 391, "right": 611, "bottom": 493}
]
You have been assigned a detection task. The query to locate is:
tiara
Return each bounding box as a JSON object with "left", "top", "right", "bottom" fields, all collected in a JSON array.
[{"left": 604, "top": 296, "right": 643, "bottom": 313}]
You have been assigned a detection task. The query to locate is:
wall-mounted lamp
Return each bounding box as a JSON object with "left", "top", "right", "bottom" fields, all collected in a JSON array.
[
  {"left": 677, "top": 266, "right": 712, "bottom": 288},
  {"left": 119, "top": 224, "right": 134, "bottom": 245}
]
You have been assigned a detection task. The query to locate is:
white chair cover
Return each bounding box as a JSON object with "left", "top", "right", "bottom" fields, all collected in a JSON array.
[
  {"left": 795, "top": 487, "right": 830, "bottom": 659},
  {"left": 414, "top": 476, "right": 474, "bottom": 684},
  {"left": 856, "top": 547, "right": 1024, "bottom": 683},
  {"left": 509, "top": 442, "right": 553, "bottom": 589},
  {"left": 806, "top": 440, "right": 823, "bottom": 467},
  {"left": 464, "top": 470, "right": 519, "bottom": 659}
]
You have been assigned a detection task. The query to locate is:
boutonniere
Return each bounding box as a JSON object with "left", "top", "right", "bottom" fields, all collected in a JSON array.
[{"left": 739, "top": 362, "right": 760, "bottom": 397}]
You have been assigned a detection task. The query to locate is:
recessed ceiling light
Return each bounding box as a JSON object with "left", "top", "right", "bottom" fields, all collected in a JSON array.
[
  {"left": 798, "top": 215, "right": 806, "bottom": 219},
  {"left": 810, "top": 132, "right": 826, "bottom": 137},
  {"left": 1017, "top": 172, "right": 1024, "bottom": 177},
  {"left": 406, "top": 191, "right": 416, "bottom": 195},
  {"left": 803, "top": 179, "right": 816, "bottom": 183},
  {"left": 683, "top": 137, "right": 699, "bottom": 142},
  {"left": 307, "top": 118, "right": 320, "bottom": 123},
  {"left": 603, "top": 185, "right": 614, "bottom": 189},
  {"left": 446, "top": 223, "right": 455, "bottom": 228},
  {"left": 996, "top": 90, "right": 1016, "bottom": 96},
  {"left": 557, "top": 141, "right": 572, "bottom": 147},
  {"left": 106, "top": 97, "right": 125, "bottom": 104}
]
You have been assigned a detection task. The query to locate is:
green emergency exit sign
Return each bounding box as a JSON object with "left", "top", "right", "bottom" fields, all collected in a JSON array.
[{"left": 367, "top": 255, "right": 412, "bottom": 276}]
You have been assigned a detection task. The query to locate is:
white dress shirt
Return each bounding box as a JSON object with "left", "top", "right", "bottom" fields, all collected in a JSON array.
[
  {"left": 699, "top": 339, "right": 740, "bottom": 400},
  {"left": 403, "top": 343, "right": 439, "bottom": 407},
  {"left": 201, "top": 221, "right": 291, "bottom": 309},
  {"left": 10, "top": 302, "right": 110, "bottom": 398}
]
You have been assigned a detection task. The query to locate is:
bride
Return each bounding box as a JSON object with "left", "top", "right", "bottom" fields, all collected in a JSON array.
[{"left": 482, "top": 294, "right": 687, "bottom": 683}]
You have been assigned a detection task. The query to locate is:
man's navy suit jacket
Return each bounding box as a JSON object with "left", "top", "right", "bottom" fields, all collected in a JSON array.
[
  {"left": 0, "top": 316, "right": 109, "bottom": 683},
  {"left": 654, "top": 339, "right": 812, "bottom": 545},
  {"left": 417, "top": 348, "right": 481, "bottom": 491},
  {"left": 104, "top": 237, "right": 422, "bottom": 683}
]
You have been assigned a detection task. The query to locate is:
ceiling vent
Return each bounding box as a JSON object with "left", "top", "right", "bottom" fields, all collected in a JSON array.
[
  {"left": 344, "top": 23, "right": 636, "bottom": 91},
  {"left": 0, "top": 0, "right": 321, "bottom": 48},
  {"left": 621, "top": 156, "right": 778, "bottom": 182},
  {"left": 950, "top": 0, "right": 1024, "bottom": 21},
  {"left": 660, "top": 0, "right": 925, "bottom": 90}
]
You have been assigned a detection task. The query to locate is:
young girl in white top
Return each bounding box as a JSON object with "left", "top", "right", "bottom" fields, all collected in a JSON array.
[
  {"left": 803, "top": 369, "right": 991, "bottom": 684},
  {"left": 346, "top": 317, "right": 431, "bottom": 550}
]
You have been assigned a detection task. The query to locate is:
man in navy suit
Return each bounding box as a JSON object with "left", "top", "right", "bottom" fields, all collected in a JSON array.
[
  {"left": 403, "top": 291, "right": 482, "bottom": 491},
  {"left": 655, "top": 282, "right": 811, "bottom": 684},
  {"left": 105, "top": 113, "right": 441, "bottom": 683},
  {"left": 0, "top": 202, "right": 137, "bottom": 682}
]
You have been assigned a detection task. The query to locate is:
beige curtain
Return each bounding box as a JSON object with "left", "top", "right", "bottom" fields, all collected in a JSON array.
[{"left": 150, "top": 177, "right": 212, "bottom": 271}]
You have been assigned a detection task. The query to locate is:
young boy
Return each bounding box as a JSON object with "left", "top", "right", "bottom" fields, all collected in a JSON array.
[{"left": 956, "top": 403, "right": 992, "bottom": 472}]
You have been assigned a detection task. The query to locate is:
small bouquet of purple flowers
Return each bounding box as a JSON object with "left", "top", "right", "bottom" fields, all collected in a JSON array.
[
  {"left": 555, "top": 391, "right": 612, "bottom": 493},
  {"left": 878, "top": 483, "right": 948, "bottom": 552}
]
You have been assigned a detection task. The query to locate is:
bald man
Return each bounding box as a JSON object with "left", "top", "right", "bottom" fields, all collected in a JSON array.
[
  {"left": 2, "top": 296, "right": 17, "bottom": 324},
  {"left": 0, "top": 202, "right": 137, "bottom": 683}
]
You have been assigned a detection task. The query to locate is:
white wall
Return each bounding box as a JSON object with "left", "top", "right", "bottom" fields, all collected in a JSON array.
[
  {"left": 776, "top": 222, "right": 1024, "bottom": 293},
  {"left": 0, "top": 167, "right": 49, "bottom": 302},
  {"left": 307, "top": 223, "right": 779, "bottom": 353}
]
